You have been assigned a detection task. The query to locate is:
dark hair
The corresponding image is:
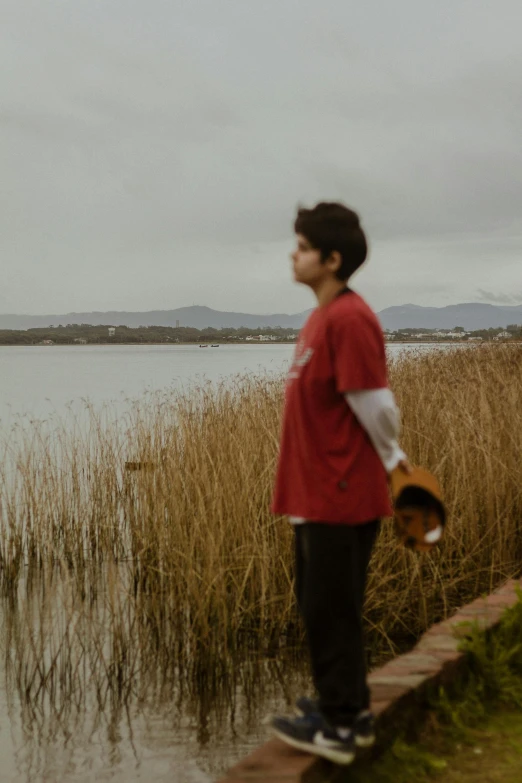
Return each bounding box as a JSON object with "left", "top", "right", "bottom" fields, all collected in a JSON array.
[{"left": 294, "top": 202, "right": 368, "bottom": 281}]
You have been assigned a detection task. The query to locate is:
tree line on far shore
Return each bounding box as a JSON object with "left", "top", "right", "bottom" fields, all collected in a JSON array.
[
  {"left": 0, "top": 324, "right": 299, "bottom": 345},
  {"left": 393, "top": 324, "right": 522, "bottom": 340},
  {"left": 1, "top": 323, "right": 521, "bottom": 346}
]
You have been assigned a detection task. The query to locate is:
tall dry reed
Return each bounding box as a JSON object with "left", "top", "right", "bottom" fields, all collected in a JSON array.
[{"left": 2, "top": 345, "right": 522, "bottom": 709}]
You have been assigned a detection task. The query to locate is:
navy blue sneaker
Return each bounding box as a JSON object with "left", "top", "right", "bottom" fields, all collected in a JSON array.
[
  {"left": 295, "top": 695, "right": 319, "bottom": 715},
  {"left": 271, "top": 713, "right": 356, "bottom": 765},
  {"left": 295, "top": 697, "right": 376, "bottom": 748},
  {"left": 352, "top": 710, "right": 376, "bottom": 748}
]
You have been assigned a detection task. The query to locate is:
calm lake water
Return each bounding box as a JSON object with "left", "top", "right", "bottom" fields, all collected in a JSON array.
[
  {"left": 0, "top": 341, "right": 447, "bottom": 783},
  {"left": 0, "top": 342, "right": 441, "bottom": 424},
  {"left": 0, "top": 344, "right": 296, "bottom": 424}
]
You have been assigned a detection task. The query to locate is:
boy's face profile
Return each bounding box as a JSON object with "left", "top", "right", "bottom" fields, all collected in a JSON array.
[{"left": 291, "top": 233, "right": 341, "bottom": 288}]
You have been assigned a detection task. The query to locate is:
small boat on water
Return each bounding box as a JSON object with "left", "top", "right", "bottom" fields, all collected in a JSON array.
[
  {"left": 199, "top": 344, "right": 209, "bottom": 348},
  {"left": 211, "top": 344, "right": 220, "bottom": 348}
]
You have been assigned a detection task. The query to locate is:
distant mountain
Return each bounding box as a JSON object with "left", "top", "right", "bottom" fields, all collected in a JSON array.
[
  {"left": 2, "top": 302, "right": 522, "bottom": 333},
  {"left": 377, "top": 303, "right": 522, "bottom": 331},
  {"left": 0, "top": 305, "right": 312, "bottom": 331}
]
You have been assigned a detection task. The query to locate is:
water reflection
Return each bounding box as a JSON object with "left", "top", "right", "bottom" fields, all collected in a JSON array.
[
  {"left": 1, "top": 565, "right": 409, "bottom": 782},
  {"left": 1, "top": 566, "right": 314, "bottom": 782}
]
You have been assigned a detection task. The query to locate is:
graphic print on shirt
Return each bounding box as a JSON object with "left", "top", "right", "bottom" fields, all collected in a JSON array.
[{"left": 287, "top": 338, "right": 314, "bottom": 382}]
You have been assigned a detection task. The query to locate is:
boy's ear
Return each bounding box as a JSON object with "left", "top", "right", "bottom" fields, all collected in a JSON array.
[{"left": 325, "top": 251, "right": 342, "bottom": 275}]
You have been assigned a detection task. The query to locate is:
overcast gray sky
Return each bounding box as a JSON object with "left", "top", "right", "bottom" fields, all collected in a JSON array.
[{"left": 2, "top": 0, "right": 522, "bottom": 316}]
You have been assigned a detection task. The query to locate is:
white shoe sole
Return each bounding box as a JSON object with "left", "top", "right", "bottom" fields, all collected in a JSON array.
[
  {"left": 356, "top": 734, "right": 375, "bottom": 748},
  {"left": 272, "top": 728, "right": 355, "bottom": 766}
]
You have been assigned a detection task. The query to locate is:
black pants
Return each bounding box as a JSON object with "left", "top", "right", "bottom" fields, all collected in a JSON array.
[{"left": 294, "top": 519, "right": 380, "bottom": 727}]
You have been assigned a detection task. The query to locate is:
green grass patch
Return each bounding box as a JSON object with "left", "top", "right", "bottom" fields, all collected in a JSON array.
[{"left": 344, "top": 710, "right": 522, "bottom": 783}]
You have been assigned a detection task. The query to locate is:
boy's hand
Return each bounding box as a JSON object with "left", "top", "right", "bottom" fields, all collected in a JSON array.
[{"left": 397, "top": 458, "right": 413, "bottom": 475}]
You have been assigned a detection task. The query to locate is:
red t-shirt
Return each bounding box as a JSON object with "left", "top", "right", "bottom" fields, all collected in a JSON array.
[{"left": 271, "top": 290, "right": 393, "bottom": 524}]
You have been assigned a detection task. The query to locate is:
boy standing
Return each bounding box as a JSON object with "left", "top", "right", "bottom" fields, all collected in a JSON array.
[{"left": 271, "top": 202, "right": 410, "bottom": 765}]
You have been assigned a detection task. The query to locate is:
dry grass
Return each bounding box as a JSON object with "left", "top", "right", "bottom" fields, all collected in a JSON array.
[{"left": 1, "top": 345, "right": 522, "bottom": 711}]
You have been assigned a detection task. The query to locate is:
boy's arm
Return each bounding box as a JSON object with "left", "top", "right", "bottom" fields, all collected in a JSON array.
[
  {"left": 329, "top": 307, "right": 412, "bottom": 474},
  {"left": 345, "top": 388, "right": 409, "bottom": 473}
]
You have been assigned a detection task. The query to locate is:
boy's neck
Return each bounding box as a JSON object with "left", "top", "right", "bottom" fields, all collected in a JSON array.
[{"left": 313, "top": 278, "right": 349, "bottom": 307}]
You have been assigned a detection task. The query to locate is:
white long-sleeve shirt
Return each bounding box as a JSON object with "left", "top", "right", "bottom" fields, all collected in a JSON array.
[
  {"left": 345, "top": 387, "right": 406, "bottom": 473},
  {"left": 289, "top": 387, "right": 406, "bottom": 524}
]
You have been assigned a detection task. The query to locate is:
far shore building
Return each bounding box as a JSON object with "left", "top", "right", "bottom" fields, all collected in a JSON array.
[
  {"left": 108, "top": 327, "right": 116, "bottom": 337},
  {"left": 74, "top": 338, "right": 88, "bottom": 344},
  {"left": 39, "top": 339, "right": 54, "bottom": 345},
  {"left": 493, "top": 331, "right": 511, "bottom": 341}
]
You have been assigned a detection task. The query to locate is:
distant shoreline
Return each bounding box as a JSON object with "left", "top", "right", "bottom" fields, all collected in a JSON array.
[
  {"left": 1, "top": 340, "right": 519, "bottom": 347},
  {"left": 0, "top": 341, "right": 297, "bottom": 347}
]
